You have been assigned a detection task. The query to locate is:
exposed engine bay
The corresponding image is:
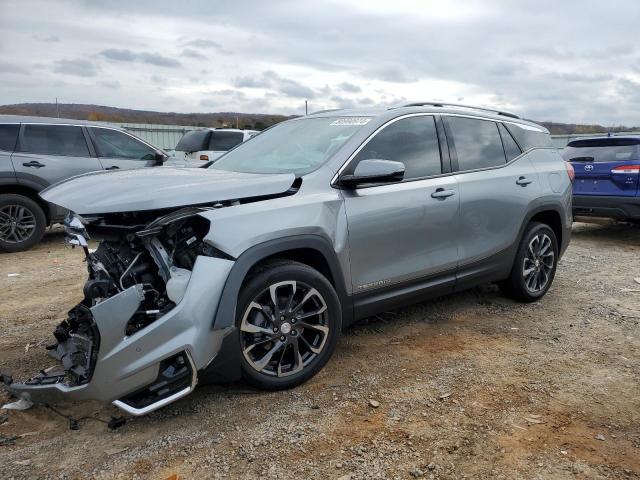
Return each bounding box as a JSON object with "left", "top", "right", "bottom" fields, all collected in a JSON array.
[{"left": 10, "top": 207, "right": 215, "bottom": 390}]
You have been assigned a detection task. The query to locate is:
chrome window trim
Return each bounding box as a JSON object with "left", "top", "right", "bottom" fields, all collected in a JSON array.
[{"left": 332, "top": 112, "right": 552, "bottom": 189}]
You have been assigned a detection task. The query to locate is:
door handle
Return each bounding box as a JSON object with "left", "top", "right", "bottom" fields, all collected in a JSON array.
[
  {"left": 431, "top": 188, "right": 456, "bottom": 199},
  {"left": 105, "top": 165, "right": 120, "bottom": 170},
  {"left": 516, "top": 176, "right": 532, "bottom": 186},
  {"left": 22, "top": 161, "right": 45, "bottom": 168}
]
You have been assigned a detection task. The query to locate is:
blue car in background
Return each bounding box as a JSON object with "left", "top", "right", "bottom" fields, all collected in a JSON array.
[{"left": 562, "top": 136, "right": 640, "bottom": 222}]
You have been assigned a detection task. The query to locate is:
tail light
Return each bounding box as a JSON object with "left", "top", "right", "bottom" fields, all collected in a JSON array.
[
  {"left": 565, "top": 162, "right": 575, "bottom": 182},
  {"left": 199, "top": 154, "right": 209, "bottom": 161},
  {"left": 611, "top": 165, "right": 640, "bottom": 174}
]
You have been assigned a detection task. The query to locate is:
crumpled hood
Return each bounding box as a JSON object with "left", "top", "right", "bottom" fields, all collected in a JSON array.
[{"left": 40, "top": 167, "right": 296, "bottom": 214}]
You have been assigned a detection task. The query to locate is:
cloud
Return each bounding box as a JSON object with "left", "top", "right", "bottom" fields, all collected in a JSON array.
[
  {"left": 233, "top": 70, "right": 316, "bottom": 98},
  {"left": 1, "top": 0, "right": 640, "bottom": 123},
  {"left": 337, "top": 82, "right": 362, "bottom": 93},
  {"left": 33, "top": 34, "right": 60, "bottom": 42},
  {"left": 181, "top": 38, "right": 223, "bottom": 49},
  {"left": 52, "top": 58, "right": 98, "bottom": 77},
  {"left": 100, "top": 49, "right": 181, "bottom": 67},
  {"left": 98, "top": 80, "right": 121, "bottom": 89},
  {"left": 181, "top": 48, "right": 208, "bottom": 60}
]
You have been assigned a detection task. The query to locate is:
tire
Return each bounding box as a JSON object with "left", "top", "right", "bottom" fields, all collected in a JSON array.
[
  {"left": 0, "top": 194, "right": 47, "bottom": 253},
  {"left": 500, "top": 222, "right": 558, "bottom": 302},
  {"left": 237, "top": 260, "right": 342, "bottom": 390}
]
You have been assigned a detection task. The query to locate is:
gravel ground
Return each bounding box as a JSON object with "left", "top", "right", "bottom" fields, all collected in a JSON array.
[{"left": 0, "top": 222, "right": 639, "bottom": 480}]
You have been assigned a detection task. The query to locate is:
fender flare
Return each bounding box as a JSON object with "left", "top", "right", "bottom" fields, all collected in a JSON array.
[
  {"left": 515, "top": 202, "right": 568, "bottom": 256},
  {"left": 212, "top": 234, "right": 352, "bottom": 330}
]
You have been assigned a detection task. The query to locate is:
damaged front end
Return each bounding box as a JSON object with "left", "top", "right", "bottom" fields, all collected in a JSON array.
[{"left": 3, "top": 207, "right": 235, "bottom": 415}]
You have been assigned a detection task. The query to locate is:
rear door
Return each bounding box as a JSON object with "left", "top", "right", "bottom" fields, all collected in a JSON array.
[
  {"left": 445, "top": 116, "right": 542, "bottom": 281},
  {"left": 562, "top": 138, "right": 640, "bottom": 197},
  {"left": 0, "top": 124, "right": 20, "bottom": 183},
  {"left": 12, "top": 124, "right": 102, "bottom": 187},
  {"left": 87, "top": 127, "right": 158, "bottom": 171}
]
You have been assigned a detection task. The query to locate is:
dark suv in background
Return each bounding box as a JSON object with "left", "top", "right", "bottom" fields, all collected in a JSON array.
[
  {"left": 0, "top": 116, "right": 169, "bottom": 252},
  {"left": 563, "top": 136, "right": 640, "bottom": 222}
]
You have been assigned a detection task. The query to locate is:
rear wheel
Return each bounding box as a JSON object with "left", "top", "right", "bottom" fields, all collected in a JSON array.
[
  {"left": 237, "top": 260, "right": 341, "bottom": 390},
  {"left": 0, "top": 194, "right": 46, "bottom": 253},
  {"left": 500, "top": 222, "right": 558, "bottom": 302}
]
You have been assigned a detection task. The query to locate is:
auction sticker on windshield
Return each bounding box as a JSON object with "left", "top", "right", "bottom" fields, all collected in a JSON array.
[{"left": 330, "top": 117, "right": 371, "bottom": 126}]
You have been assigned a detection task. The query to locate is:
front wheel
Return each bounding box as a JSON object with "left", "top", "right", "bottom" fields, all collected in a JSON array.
[
  {"left": 500, "top": 222, "right": 558, "bottom": 302},
  {"left": 237, "top": 260, "right": 342, "bottom": 390}
]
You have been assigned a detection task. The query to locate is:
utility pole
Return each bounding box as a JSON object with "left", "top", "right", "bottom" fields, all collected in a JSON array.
[
  {"left": 305, "top": 100, "right": 308, "bottom": 115},
  {"left": 56, "top": 97, "right": 59, "bottom": 118},
  {"left": 236, "top": 116, "right": 239, "bottom": 129}
]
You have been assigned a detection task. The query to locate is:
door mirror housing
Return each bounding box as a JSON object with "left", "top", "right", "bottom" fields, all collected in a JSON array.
[
  {"left": 154, "top": 152, "right": 168, "bottom": 166},
  {"left": 338, "top": 159, "right": 405, "bottom": 188}
]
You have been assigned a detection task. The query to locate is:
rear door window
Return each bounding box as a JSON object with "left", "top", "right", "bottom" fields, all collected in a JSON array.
[
  {"left": 89, "top": 127, "right": 156, "bottom": 160},
  {"left": 446, "top": 117, "right": 506, "bottom": 171},
  {"left": 350, "top": 115, "right": 442, "bottom": 180},
  {"left": 208, "top": 131, "right": 244, "bottom": 151},
  {"left": 19, "top": 124, "right": 90, "bottom": 157},
  {"left": 0, "top": 124, "right": 19, "bottom": 152}
]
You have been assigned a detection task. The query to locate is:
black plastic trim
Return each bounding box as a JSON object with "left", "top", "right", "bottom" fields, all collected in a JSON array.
[{"left": 212, "top": 235, "right": 351, "bottom": 330}]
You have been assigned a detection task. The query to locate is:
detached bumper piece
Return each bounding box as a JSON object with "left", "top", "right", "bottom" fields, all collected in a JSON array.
[{"left": 113, "top": 351, "right": 197, "bottom": 416}]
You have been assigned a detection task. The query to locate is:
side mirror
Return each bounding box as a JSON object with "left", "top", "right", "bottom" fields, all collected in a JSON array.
[
  {"left": 338, "top": 159, "right": 405, "bottom": 188},
  {"left": 154, "top": 152, "right": 168, "bottom": 166}
]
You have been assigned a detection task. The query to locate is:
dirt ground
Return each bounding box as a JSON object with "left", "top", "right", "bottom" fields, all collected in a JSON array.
[{"left": 0, "top": 223, "right": 638, "bottom": 480}]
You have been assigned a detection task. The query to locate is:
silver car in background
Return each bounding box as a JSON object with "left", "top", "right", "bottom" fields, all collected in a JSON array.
[
  {"left": 3, "top": 102, "right": 572, "bottom": 415},
  {"left": 0, "top": 116, "right": 171, "bottom": 252}
]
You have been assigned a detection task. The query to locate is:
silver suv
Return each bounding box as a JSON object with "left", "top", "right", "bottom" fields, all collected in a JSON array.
[
  {"left": 0, "top": 116, "right": 169, "bottom": 252},
  {"left": 3, "top": 102, "right": 572, "bottom": 415}
]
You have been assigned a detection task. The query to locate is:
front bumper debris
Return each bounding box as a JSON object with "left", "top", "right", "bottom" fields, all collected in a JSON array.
[{"left": 2, "top": 256, "right": 235, "bottom": 415}]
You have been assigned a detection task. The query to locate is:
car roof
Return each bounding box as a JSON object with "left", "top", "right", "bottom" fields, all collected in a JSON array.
[
  {"left": 0, "top": 114, "right": 124, "bottom": 128},
  {"left": 306, "top": 102, "right": 547, "bottom": 132}
]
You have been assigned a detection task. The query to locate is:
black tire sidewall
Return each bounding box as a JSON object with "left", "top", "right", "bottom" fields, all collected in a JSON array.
[
  {"left": 508, "top": 222, "right": 558, "bottom": 302},
  {"left": 237, "top": 261, "right": 342, "bottom": 390},
  {"left": 0, "top": 194, "right": 46, "bottom": 252}
]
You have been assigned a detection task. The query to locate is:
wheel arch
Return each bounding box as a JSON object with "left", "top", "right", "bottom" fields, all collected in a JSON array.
[
  {"left": 524, "top": 206, "right": 565, "bottom": 250},
  {"left": 0, "top": 184, "right": 53, "bottom": 224},
  {"left": 212, "top": 235, "right": 352, "bottom": 331}
]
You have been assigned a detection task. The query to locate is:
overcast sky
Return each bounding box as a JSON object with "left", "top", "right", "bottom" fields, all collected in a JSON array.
[{"left": 1, "top": 0, "right": 639, "bottom": 124}]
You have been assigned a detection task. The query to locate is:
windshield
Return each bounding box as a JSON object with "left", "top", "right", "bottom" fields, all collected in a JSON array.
[{"left": 210, "top": 117, "right": 369, "bottom": 175}]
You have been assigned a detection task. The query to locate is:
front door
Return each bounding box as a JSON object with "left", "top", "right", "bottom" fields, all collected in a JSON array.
[{"left": 341, "top": 114, "right": 460, "bottom": 303}]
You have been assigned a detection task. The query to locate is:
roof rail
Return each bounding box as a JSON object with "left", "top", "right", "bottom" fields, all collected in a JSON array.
[
  {"left": 308, "top": 108, "right": 343, "bottom": 115},
  {"left": 390, "top": 101, "right": 520, "bottom": 119}
]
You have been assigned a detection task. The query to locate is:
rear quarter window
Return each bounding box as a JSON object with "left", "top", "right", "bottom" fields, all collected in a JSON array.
[
  {"left": 0, "top": 124, "right": 19, "bottom": 152},
  {"left": 504, "top": 123, "right": 553, "bottom": 150}
]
